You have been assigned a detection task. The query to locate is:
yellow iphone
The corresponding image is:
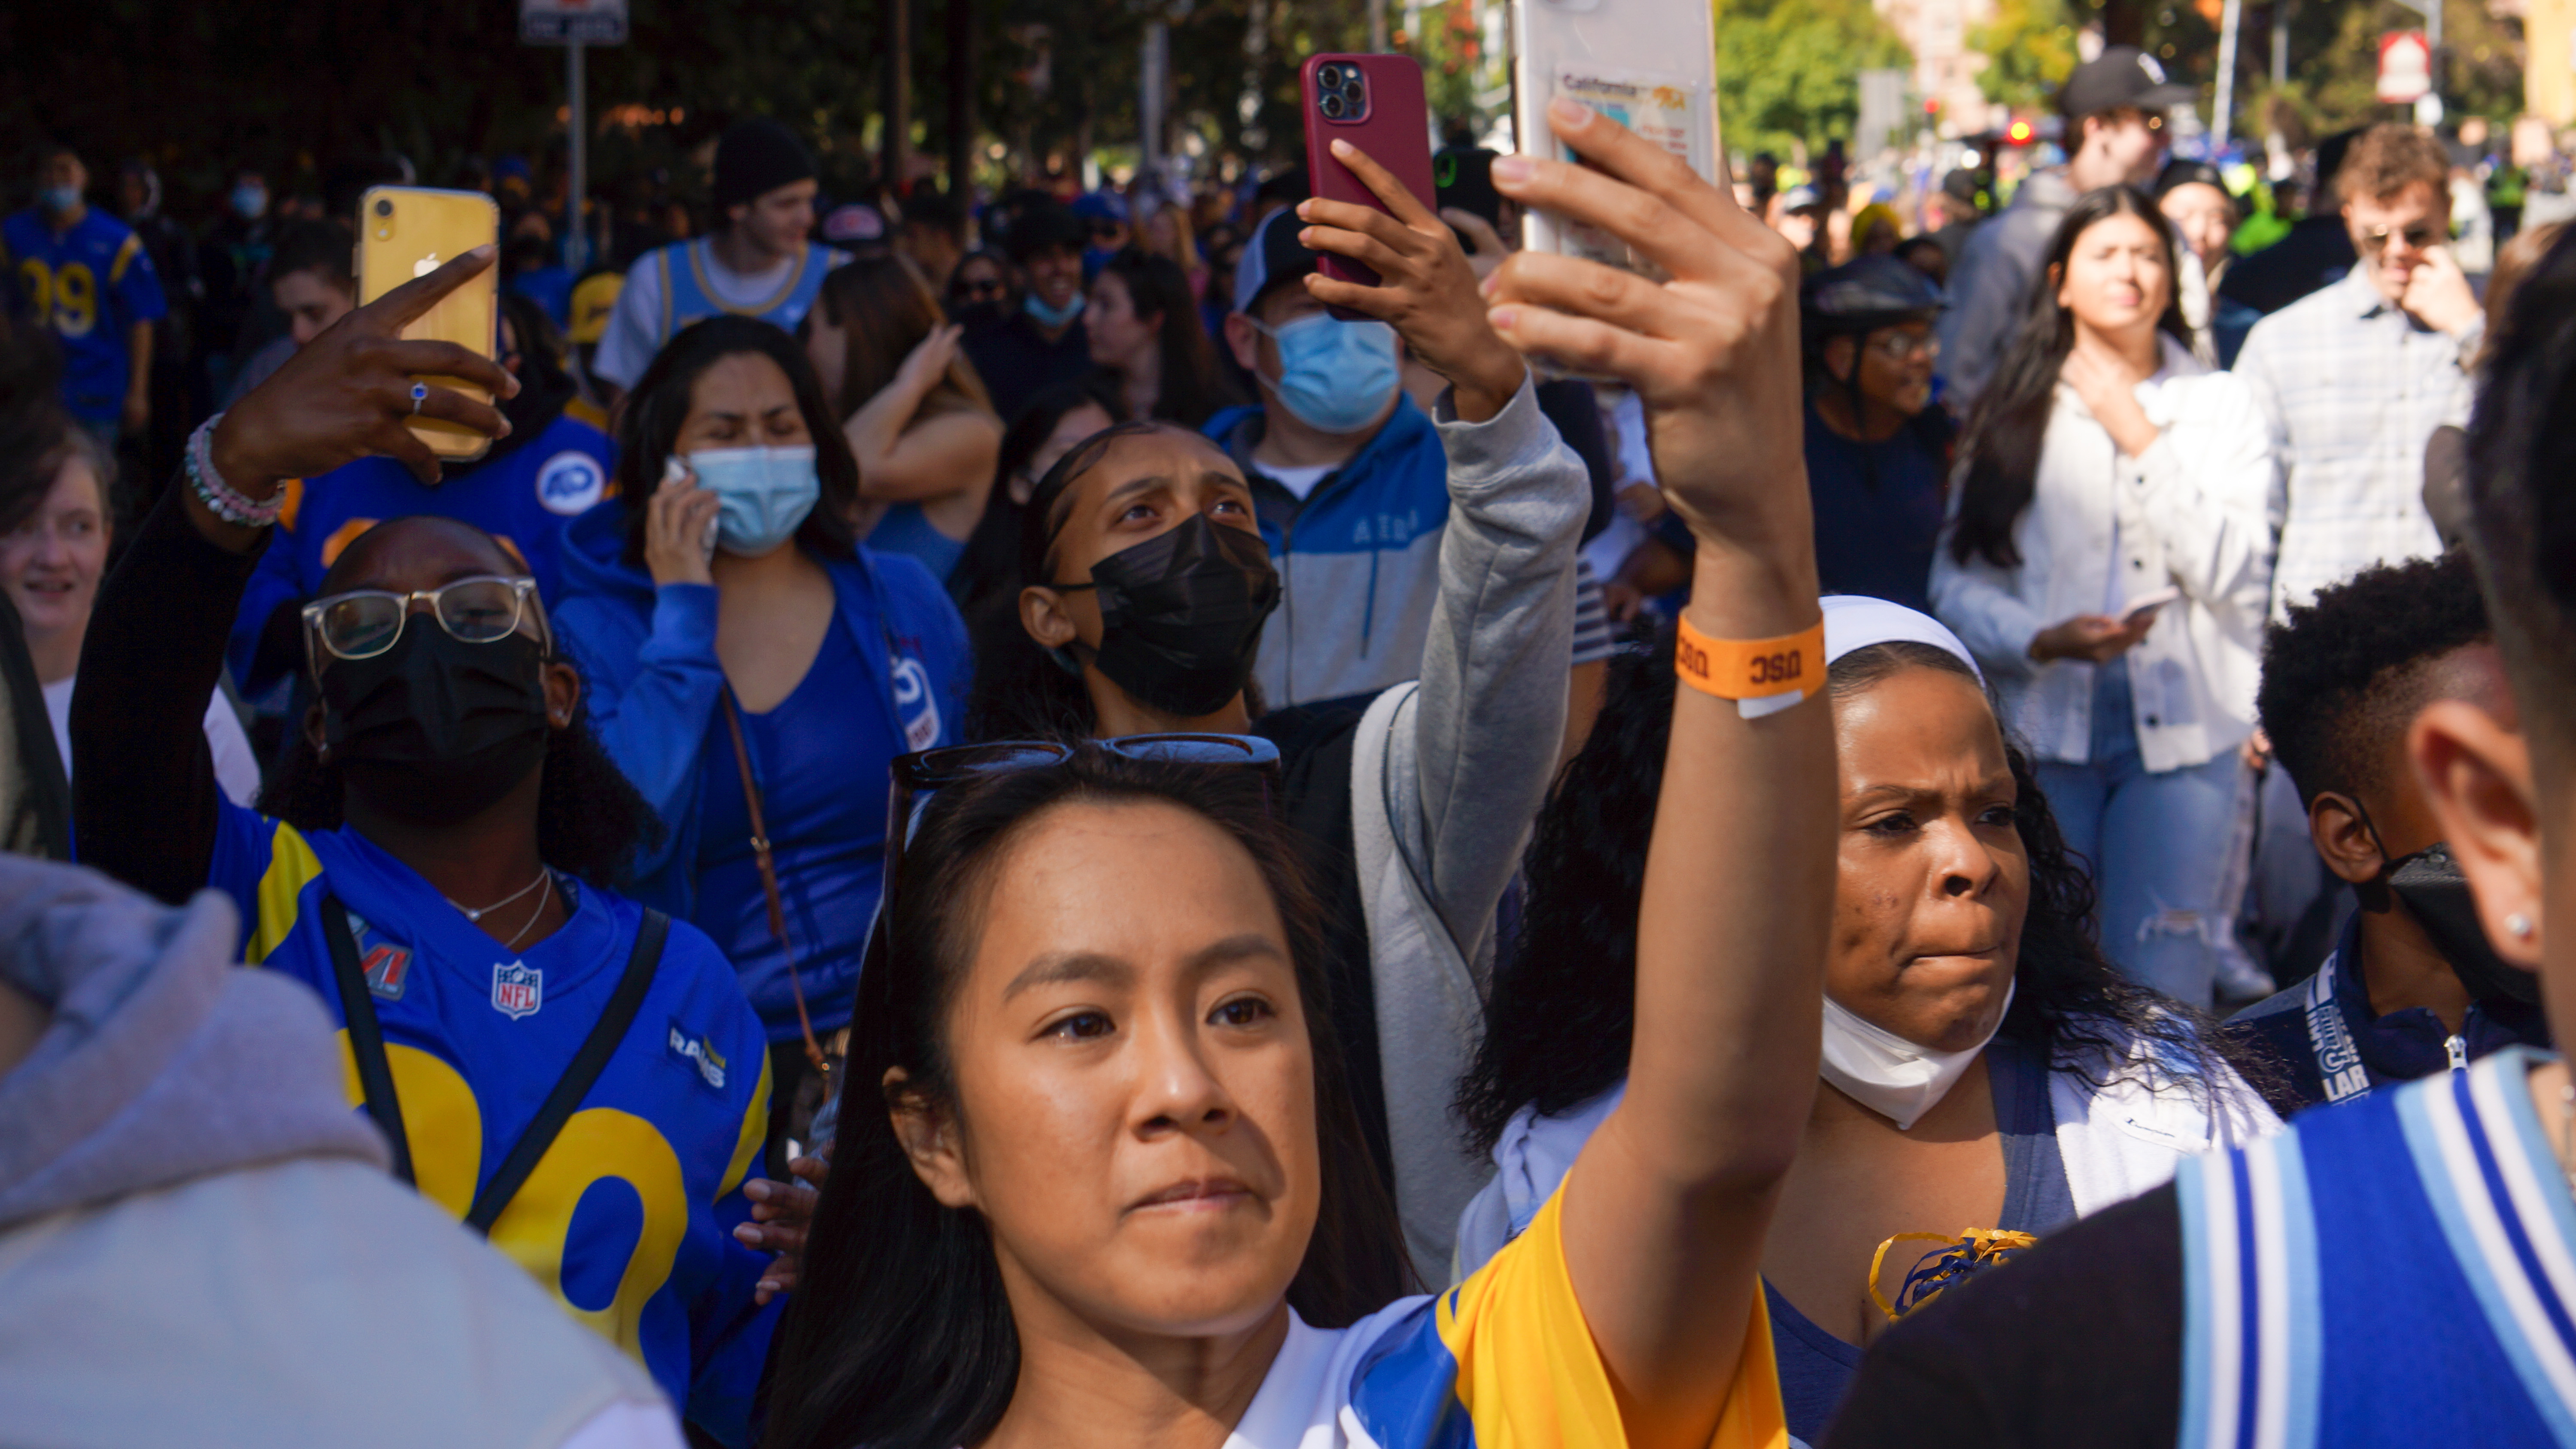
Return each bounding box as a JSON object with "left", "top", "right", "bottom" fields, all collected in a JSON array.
[{"left": 356, "top": 185, "right": 500, "bottom": 464}]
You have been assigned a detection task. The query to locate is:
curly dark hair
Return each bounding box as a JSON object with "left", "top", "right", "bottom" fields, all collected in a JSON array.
[
  {"left": 2256, "top": 550, "right": 2491, "bottom": 809},
  {"left": 1456, "top": 623, "right": 2270, "bottom": 1153}
]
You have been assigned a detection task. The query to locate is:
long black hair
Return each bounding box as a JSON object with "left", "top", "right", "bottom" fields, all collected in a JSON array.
[
  {"left": 1949, "top": 186, "right": 2193, "bottom": 570},
  {"left": 1095, "top": 248, "right": 1241, "bottom": 428},
  {"left": 947, "top": 373, "right": 1125, "bottom": 624},
  {"left": 764, "top": 748, "right": 1412, "bottom": 1449},
  {"left": 1456, "top": 623, "right": 2269, "bottom": 1153},
  {"left": 609, "top": 314, "right": 862, "bottom": 568}
]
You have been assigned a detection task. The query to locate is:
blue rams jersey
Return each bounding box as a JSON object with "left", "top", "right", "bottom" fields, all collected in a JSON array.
[
  {"left": 2176, "top": 1045, "right": 2576, "bottom": 1449},
  {"left": 656, "top": 237, "right": 836, "bottom": 337},
  {"left": 2, "top": 206, "right": 168, "bottom": 422},
  {"left": 228, "top": 412, "right": 614, "bottom": 687},
  {"left": 208, "top": 804, "right": 778, "bottom": 1445}
]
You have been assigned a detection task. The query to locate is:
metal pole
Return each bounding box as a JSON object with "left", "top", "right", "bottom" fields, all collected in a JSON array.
[
  {"left": 568, "top": 41, "right": 588, "bottom": 273},
  {"left": 946, "top": 0, "right": 973, "bottom": 241},
  {"left": 1143, "top": 21, "right": 1168, "bottom": 185},
  {"left": 884, "top": 0, "right": 913, "bottom": 193},
  {"left": 2213, "top": 0, "right": 2242, "bottom": 149},
  {"left": 1370, "top": 0, "right": 1389, "bottom": 52},
  {"left": 2270, "top": 0, "right": 2289, "bottom": 88}
]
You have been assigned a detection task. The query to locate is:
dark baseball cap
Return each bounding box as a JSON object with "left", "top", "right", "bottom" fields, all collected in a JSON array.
[
  {"left": 1233, "top": 208, "right": 1321, "bottom": 315},
  {"left": 2059, "top": 45, "right": 2196, "bottom": 121},
  {"left": 2153, "top": 158, "right": 2231, "bottom": 200}
]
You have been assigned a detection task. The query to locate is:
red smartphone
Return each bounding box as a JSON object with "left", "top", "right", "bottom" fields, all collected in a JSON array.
[{"left": 1300, "top": 53, "right": 1436, "bottom": 318}]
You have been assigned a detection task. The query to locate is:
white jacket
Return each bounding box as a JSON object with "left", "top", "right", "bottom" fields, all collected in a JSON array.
[{"left": 1930, "top": 337, "right": 2278, "bottom": 773}]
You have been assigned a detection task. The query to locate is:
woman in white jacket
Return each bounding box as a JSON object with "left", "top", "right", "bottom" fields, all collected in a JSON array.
[{"left": 1931, "top": 186, "right": 2277, "bottom": 1008}]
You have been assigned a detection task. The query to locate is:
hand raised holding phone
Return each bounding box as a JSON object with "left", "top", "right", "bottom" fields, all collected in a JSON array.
[
  {"left": 644, "top": 456, "right": 721, "bottom": 588},
  {"left": 203, "top": 247, "right": 518, "bottom": 540},
  {"left": 1295, "top": 139, "right": 1529, "bottom": 425},
  {"left": 1483, "top": 98, "right": 1810, "bottom": 568}
]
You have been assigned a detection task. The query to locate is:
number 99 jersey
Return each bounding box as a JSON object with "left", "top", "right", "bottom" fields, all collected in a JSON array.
[
  {"left": 209, "top": 803, "right": 781, "bottom": 1447},
  {"left": 2, "top": 205, "right": 167, "bottom": 424}
]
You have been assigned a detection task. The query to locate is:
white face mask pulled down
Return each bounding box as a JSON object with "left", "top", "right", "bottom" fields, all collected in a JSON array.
[{"left": 1818, "top": 981, "right": 2015, "bottom": 1131}]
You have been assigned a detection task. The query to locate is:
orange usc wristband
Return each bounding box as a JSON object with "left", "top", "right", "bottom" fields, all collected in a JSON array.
[{"left": 1675, "top": 613, "right": 1826, "bottom": 718}]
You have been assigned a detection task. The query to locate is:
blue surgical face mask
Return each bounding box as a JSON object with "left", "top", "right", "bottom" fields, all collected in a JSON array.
[
  {"left": 1025, "top": 290, "right": 1085, "bottom": 330},
  {"left": 689, "top": 446, "right": 821, "bottom": 557},
  {"left": 38, "top": 185, "right": 80, "bottom": 215},
  {"left": 1250, "top": 312, "right": 1401, "bottom": 434},
  {"left": 231, "top": 184, "right": 267, "bottom": 221}
]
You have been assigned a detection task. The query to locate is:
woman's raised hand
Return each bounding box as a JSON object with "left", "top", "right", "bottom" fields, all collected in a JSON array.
[
  {"left": 210, "top": 246, "right": 518, "bottom": 498},
  {"left": 1295, "top": 139, "right": 1528, "bottom": 423},
  {"left": 1485, "top": 100, "right": 1810, "bottom": 580},
  {"left": 894, "top": 323, "right": 966, "bottom": 396}
]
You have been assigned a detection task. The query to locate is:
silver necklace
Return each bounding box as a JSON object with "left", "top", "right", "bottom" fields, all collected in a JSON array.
[
  {"left": 444, "top": 866, "right": 550, "bottom": 924},
  {"left": 498, "top": 871, "right": 556, "bottom": 952}
]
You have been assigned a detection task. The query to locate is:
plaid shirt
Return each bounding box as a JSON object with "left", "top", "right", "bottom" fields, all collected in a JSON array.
[{"left": 2233, "top": 266, "right": 2481, "bottom": 621}]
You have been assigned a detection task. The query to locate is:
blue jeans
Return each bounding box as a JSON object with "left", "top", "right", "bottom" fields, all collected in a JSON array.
[{"left": 2034, "top": 658, "right": 2254, "bottom": 1007}]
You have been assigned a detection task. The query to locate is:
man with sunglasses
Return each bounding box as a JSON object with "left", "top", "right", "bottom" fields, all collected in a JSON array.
[
  {"left": 1937, "top": 45, "right": 2190, "bottom": 409},
  {"left": 2234, "top": 123, "right": 2482, "bottom": 628}
]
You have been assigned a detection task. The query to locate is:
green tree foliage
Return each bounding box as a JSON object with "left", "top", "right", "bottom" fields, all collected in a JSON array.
[
  {"left": 1971, "top": 0, "right": 2083, "bottom": 112},
  {"left": 1714, "top": 0, "right": 1913, "bottom": 158}
]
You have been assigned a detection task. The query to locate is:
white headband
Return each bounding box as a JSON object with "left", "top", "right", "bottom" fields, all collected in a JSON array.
[{"left": 1820, "top": 594, "right": 1984, "bottom": 686}]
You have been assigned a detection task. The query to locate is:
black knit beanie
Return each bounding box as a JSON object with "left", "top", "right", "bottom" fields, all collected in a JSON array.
[{"left": 713, "top": 119, "right": 817, "bottom": 213}]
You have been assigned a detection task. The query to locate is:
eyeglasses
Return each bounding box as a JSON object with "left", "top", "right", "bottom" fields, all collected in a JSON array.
[
  {"left": 960, "top": 277, "right": 1008, "bottom": 299},
  {"left": 1865, "top": 330, "right": 1939, "bottom": 361},
  {"left": 302, "top": 575, "right": 548, "bottom": 674},
  {"left": 2358, "top": 221, "right": 2448, "bottom": 255}
]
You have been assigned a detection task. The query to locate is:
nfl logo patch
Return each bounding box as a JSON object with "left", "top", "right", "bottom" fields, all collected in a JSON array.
[{"left": 491, "top": 961, "right": 544, "bottom": 1019}]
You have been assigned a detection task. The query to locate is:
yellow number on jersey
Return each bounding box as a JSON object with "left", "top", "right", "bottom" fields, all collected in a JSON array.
[{"left": 16, "top": 259, "right": 99, "bottom": 338}]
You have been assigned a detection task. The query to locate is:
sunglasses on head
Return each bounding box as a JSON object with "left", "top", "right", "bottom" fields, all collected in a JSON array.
[{"left": 863, "top": 733, "right": 1284, "bottom": 982}]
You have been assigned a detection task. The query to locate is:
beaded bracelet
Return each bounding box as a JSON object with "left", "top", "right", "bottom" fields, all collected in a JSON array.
[{"left": 185, "top": 414, "right": 282, "bottom": 528}]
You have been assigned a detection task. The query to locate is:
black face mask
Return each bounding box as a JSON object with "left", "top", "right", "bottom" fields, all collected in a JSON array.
[
  {"left": 2382, "top": 843, "right": 2542, "bottom": 1005},
  {"left": 320, "top": 624, "right": 552, "bottom": 827},
  {"left": 1059, "top": 514, "right": 1281, "bottom": 718}
]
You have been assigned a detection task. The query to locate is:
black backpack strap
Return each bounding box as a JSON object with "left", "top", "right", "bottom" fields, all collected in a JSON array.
[
  {"left": 322, "top": 896, "right": 415, "bottom": 1186},
  {"left": 465, "top": 908, "right": 669, "bottom": 1235}
]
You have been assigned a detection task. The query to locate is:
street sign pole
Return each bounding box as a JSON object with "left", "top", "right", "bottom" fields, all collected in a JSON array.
[{"left": 522, "top": 0, "right": 625, "bottom": 272}]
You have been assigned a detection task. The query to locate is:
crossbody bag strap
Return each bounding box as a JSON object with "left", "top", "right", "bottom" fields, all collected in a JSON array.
[
  {"left": 464, "top": 908, "right": 670, "bottom": 1235},
  {"left": 720, "top": 690, "right": 832, "bottom": 1083},
  {"left": 322, "top": 896, "right": 416, "bottom": 1186}
]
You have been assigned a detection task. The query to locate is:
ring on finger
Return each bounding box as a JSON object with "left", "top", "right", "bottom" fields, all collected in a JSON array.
[{"left": 409, "top": 382, "right": 429, "bottom": 416}]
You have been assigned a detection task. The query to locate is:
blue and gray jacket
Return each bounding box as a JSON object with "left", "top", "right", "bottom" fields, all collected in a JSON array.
[{"left": 1206, "top": 396, "right": 1455, "bottom": 709}]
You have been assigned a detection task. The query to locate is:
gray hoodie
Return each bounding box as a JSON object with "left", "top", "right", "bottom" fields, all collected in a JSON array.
[{"left": 0, "top": 858, "right": 674, "bottom": 1449}]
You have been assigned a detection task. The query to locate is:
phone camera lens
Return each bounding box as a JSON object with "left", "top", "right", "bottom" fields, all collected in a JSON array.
[
  {"left": 374, "top": 198, "right": 394, "bottom": 218},
  {"left": 1320, "top": 92, "right": 1346, "bottom": 120},
  {"left": 1317, "top": 64, "right": 1343, "bottom": 88}
]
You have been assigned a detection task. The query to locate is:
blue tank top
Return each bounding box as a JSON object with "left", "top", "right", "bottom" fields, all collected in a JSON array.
[
  {"left": 864, "top": 505, "right": 967, "bottom": 584},
  {"left": 1771, "top": 1035, "right": 2078, "bottom": 1443},
  {"left": 691, "top": 614, "right": 899, "bottom": 1040},
  {"left": 656, "top": 238, "right": 835, "bottom": 340}
]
